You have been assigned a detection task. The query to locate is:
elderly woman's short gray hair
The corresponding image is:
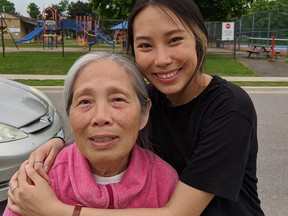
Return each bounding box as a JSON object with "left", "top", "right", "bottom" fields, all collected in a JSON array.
[{"left": 64, "top": 51, "right": 151, "bottom": 149}]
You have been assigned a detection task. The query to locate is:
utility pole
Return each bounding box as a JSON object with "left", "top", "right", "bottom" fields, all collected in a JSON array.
[{"left": 1, "top": 13, "right": 5, "bottom": 58}]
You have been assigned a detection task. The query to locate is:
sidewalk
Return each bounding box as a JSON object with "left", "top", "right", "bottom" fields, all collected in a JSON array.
[{"left": 1, "top": 74, "right": 288, "bottom": 82}]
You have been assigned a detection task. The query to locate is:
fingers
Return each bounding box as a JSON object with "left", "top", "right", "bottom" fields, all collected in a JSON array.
[
  {"left": 27, "top": 149, "right": 51, "bottom": 183},
  {"left": 7, "top": 196, "right": 21, "bottom": 214},
  {"left": 42, "top": 138, "right": 65, "bottom": 172},
  {"left": 17, "top": 160, "right": 30, "bottom": 187},
  {"left": 11, "top": 185, "right": 19, "bottom": 194},
  {"left": 25, "top": 164, "right": 47, "bottom": 186}
]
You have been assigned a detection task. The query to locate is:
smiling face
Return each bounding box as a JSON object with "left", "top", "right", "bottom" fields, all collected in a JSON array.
[
  {"left": 133, "top": 5, "right": 198, "bottom": 98},
  {"left": 69, "top": 60, "right": 149, "bottom": 176}
]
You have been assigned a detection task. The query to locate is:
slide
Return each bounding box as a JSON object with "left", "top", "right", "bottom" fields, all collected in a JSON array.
[
  {"left": 15, "top": 27, "right": 43, "bottom": 43},
  {"left": 97, "top": 33, "right": 114, "bottom": 46},
  {"left": 88, "top": 33, "right": 114, "bottom": 47}
]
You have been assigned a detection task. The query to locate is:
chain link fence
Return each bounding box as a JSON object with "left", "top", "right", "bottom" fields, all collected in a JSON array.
[{"left": 206, "top": 8, "right": 288, "bottom": 54}]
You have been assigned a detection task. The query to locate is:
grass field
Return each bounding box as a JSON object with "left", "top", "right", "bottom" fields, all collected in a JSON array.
[
  {"left": 0, "top": 45, "right": 287, "bottom": 86},
  {"left": 0, "top": 51, "right": 257, "bottom": 76}
]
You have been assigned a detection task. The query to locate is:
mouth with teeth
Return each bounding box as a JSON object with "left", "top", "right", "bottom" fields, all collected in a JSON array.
[
  {"left": 89, "top": 135, "right": 118, "bottom": 149},
  {"left": 154, "top": 67, "right": 181, "bottom": 82}
]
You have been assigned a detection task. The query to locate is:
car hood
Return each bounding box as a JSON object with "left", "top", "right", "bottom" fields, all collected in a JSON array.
[{"left": 0, "top": 79, "right": 48, "bottom": 128}]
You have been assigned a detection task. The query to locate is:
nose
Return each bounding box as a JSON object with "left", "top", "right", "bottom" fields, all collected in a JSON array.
[
  {"left": 154, "top": 46, "right": 172, "bottom": 67},
  {"left": 90, "top": 104, "right": 112, "bottom": 127}
]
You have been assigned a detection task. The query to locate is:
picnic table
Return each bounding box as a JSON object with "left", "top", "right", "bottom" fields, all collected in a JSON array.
[{"left": 247, "top": 45, "right": 280, "bottom": 58}]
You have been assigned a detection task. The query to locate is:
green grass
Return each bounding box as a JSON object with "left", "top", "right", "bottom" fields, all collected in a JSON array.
[
  {"left": 15, "top": 80, "right": 65, "bottom": 86},
  {"left": 1, "top": 49, "right": 287, "bottom": 86},
  {"left": 2, "top": 38, "right": 121, "bottom": 49},
  {"left": 232, "top": 81, "right": 288, "bottom": 86},
  {"left": 205, "top": 53, "right": 258, "bottom": 76},
  {"left": 0, "top": 51, "right": 256, "bottom": 76},
  {"left": 0, "top": 51, "right": 85, "bottom": 74}
]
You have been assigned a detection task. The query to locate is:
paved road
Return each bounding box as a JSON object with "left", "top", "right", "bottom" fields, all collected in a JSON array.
[{"left": 1, "top": 87, "right": 287, "bottom": 215}]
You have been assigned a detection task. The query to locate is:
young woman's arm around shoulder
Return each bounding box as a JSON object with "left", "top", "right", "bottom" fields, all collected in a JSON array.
[
  {"left": 80, "top": 182, "right": 214, "bottom": 216},
  {"left": 8, "top": 162, "right": 214, "bottom": 216}
]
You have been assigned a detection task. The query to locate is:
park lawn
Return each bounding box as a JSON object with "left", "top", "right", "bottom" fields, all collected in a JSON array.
[
  {"left": 0, "top": 51, "right": 85, "bottom": 74},
  {"left": 205, "top": 53, "right": 258, "bottom": 76},
  {"left": 0, "top": 51, "right": 256, "bottom": 76}
]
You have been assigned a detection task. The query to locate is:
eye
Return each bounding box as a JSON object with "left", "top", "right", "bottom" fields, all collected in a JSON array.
[
  {"left": 169, "top": 37, "right": 184, "bottom": 45},
  {"left": 113, "top": 97, "right": 126, "bottom": 103},
  {"left": 77, "top": 99, "right": 92, "bottom": 107},
  {"left": 111, "top": 97, "right": 128, "bottom": 107},
  {"left": 137, "top": 43, "right": 152, "bottom": 49}
]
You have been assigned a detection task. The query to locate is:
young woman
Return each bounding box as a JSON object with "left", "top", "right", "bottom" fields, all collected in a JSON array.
[{"left": 7, "top": 0, "right": 264, "bottom": 215}]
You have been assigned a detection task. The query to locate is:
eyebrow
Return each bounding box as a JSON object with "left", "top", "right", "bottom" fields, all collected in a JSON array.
[
  {"left": 74, "top": 86, "right": 133, "bottom": 98},
  {"left": 135, "top": 29, "right": 185, "bottom": 41}
]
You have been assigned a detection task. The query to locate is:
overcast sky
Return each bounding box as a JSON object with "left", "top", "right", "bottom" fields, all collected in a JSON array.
[{"left": 9, "top": 0, "right": 81, "bottom": 17}]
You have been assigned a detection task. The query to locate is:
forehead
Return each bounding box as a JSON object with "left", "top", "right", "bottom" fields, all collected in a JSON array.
[
  {"left": 133, "top": 5, "right": 193, "bottom": 39},
  {"left": 74, "top": 59, "right": 133, "bottom": 88},
  {"left": 82, "top": 59, "right": 129, "bottom": 78},
  {"left": 135, "top": 5, "right": 184, "bottom": 28}
]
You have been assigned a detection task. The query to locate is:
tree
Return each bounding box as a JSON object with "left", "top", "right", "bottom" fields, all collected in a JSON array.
[
  {"left": 91, "top": 0, "right": 133, "bottom": 19},
  {"left": 51, "top": 0, "right": 70, "bottom": 19},
  {"left": 26, "top": 3, "right": 41, "bottom": 19},
  {"left": 194, "top": 0, "right": 254, "bottom": 21},
  {"left": 67, "top": 1, "right": 97, "bottom": 19},
  {"left": 0, "top": 0, "right": 16, "bottom": 14},
  {"left": 58, "top": 0, "right": 70, "bottom": 18},
  {"left": 242, "top": 0, "right": 288, "bottom": 38},
  {"left": 89, "top": 0, "right": 254, "bottom": 21}
]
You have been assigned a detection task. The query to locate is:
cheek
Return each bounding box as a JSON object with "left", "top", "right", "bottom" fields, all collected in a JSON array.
[
  {"left": 69, "top": 111, "right": 87, "bottom": 134},
  {"left": 135, "top": 53, "right": 149, "bottom": 71}
]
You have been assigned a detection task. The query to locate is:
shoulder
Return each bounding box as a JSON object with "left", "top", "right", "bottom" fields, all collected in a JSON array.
[
  {"left": 205, "top": 76, "right": 256, "bottom": 118},
  {"left": 49, "top": 144, "right": 75, "bottom": 172}
]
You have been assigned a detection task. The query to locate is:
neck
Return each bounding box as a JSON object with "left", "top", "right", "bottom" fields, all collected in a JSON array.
[{"left": 89, "top": 153, "right": 131, "bottom": 177}]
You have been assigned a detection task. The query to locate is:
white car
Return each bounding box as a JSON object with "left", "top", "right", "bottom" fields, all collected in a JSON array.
[{"left": 0, "top": 78, "right": 64, "bottom": 202}]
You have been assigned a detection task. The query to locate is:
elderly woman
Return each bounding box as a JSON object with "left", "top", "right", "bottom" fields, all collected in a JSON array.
[{"left": 4, "top": 52, "right": 178, "bottom": 216}]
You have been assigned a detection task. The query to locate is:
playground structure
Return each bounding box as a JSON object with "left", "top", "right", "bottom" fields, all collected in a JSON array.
[{"left": 12, "top": 7, "right": 122, "bottom": 49}]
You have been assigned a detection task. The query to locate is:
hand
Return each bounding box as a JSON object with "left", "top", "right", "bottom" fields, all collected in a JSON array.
[
  {"left": 7, "top": 161, "right": 66, "bottom": 216},
  {"left": 28, "top": 138, "right": 65, "bottom": 183}
]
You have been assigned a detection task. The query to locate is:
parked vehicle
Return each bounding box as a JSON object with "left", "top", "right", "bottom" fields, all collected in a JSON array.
[{"left": 0, "top": 78, "right": 64, "bottom": 202}]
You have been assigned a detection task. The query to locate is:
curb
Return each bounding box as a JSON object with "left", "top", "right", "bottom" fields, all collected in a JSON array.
[{"left": 1, "top": 75, "right": 288, "bottom": 82}]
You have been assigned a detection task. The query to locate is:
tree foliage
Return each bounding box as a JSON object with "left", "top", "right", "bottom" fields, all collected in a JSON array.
[
  {"left": 52, "top": 0, "right": 70, "bottom": 19},
  {"left": 0, "top": 0, "right": 16, "bottom": 14},
  {"left": 241, "top": 0, "right": 288, "bottom": 38},
  {"left": 67, "top": 1, "right": 97, "bottom": 19},
  {"left": 89, "top": 0, "right": 254, "bottom": 21},
  {"left": 26, "top": 3, "right": 41, "bottom": 19},
  {"left": 194, "top": 0, "right": 254, "bottom": 21},
  {"left": 90, "top": 0, "right": 133, "bottom": 19}
]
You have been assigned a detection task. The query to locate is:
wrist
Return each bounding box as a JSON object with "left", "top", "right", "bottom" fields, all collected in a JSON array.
[
  {"left": 51, "top": 203, "right": 75, "bottom": 216},
  {"left": 53, "top": 129, "right": 66, "bottom": 145},
  {"left": 72, "top": 204, "right": 83, "bottom": 216}
]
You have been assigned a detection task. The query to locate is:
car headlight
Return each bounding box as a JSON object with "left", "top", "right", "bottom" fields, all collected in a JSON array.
[{"left": 0, "top": 123, "right": 28, "bottom": 143}]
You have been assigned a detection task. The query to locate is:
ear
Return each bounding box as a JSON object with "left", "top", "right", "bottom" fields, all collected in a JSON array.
[{"left": 139, "top": 99, "right": 152, "bottom": 131}]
